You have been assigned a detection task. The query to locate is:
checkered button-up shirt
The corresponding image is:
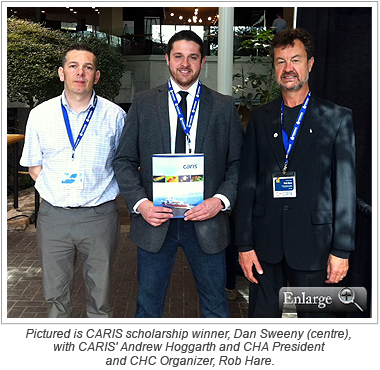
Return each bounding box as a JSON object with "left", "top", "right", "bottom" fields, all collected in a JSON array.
[{"left": 20, "top": 91, "right": 126, "bottom": 207}]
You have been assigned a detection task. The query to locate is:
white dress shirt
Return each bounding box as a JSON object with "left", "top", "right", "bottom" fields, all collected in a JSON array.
[{"left": 169, "top": 78, "right": 200, "bottom": 154}]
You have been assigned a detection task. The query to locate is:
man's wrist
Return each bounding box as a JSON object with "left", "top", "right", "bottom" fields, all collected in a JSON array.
[
  {"left": 213, "top": 194, "right": 230, "bottom": 211},
  {"left": 133, "top": 198, "right": 149, "bottom": 214}
]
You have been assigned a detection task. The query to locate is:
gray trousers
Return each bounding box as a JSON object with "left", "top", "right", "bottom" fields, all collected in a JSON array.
[{"left": 37, "top": 199, "right": 120, "bottom": 318}]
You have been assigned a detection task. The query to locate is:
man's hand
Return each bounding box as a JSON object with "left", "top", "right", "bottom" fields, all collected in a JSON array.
[
  {"left": 325, "top": 254, "right": 349, "bottom": 284},
  {"left": 137, "top": 200, "right": 173, "bottom": 227},
  {"left": 184, "top": 197, "right": 223, "bottom": 221},
  {"left": 239, "top": 250, "right": 264, "bottom": 284}
]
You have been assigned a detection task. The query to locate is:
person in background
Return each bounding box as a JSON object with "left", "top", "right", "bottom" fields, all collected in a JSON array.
[
  {"left": 272, "top": 13, "right": 288, "bottom": 33},
  {"left": 20, "top": 44, "right": 126, "bottom": 318},
  {"left": 225, "top": 208, "right": 238, "bottom": 300},
  {"left": 235, "top": 28, "right": 356, "bottom": 318}
]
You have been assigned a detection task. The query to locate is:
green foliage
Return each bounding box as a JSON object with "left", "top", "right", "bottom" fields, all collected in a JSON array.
[
  {"left": 69, "top": 33, "right": 126, "bottom": 101},
  {"left": 233, "top": 28, "right": 281, "bottom": 112},
  {"left": 239, "top": 28, "right": 274, "bottom": 57},
  {"left": 7, "top": 17, "right": 71, "bottom": 108},
  {"left": 7, "top": 17, "right": 126, "bottom": 108}
]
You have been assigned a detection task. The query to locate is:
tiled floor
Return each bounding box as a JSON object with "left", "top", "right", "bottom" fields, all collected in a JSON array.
[
  {"left": 7, "top": 190, "right": 299, "bottom": 319},
  {"left": 7, "top": 229, "right": 250, "bottom": 319}
]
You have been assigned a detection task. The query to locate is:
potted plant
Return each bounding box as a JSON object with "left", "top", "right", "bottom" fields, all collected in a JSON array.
[{"left": 233, "top": 28, "right": 281, "bottom": 128}]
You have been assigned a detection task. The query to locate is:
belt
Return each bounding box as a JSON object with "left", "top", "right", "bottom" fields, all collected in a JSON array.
[{"left": 61, "top": 199, "right": 115, "bottom": 210}]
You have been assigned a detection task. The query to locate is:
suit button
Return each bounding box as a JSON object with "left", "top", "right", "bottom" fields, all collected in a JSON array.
[{"left": 283, "top": 205, "right": 289, "bottom": 211}]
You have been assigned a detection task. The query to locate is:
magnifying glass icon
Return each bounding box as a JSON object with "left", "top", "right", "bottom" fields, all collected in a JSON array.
[{"left": 338, "top": 287, "right": 364, "bottom": 312}]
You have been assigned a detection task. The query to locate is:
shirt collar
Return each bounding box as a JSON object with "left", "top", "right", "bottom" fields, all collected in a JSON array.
[
  {"left": 61, "top": 90, "right": 96, "bottom": 112},
  {"left": 169, "top": 78, "right": 199, "bottom": 98}
]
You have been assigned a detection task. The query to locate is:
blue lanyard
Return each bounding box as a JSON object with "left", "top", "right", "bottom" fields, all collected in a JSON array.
[
  {"left": 281, "top": 91, "right": 311, "bottom": 173},
  {"left": 61, "top": 95, "right": 98, "bottom": 159},
  {"left": 168, "top": 80, "right": 202, "bottom": 151}
]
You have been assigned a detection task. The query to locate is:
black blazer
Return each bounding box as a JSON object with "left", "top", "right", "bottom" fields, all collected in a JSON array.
[
  {"left": 235, "top": 94, "right": 356, "bottom": 271},
  {"left": 113, "top": 83, "right": 244, "bottom": 254}
]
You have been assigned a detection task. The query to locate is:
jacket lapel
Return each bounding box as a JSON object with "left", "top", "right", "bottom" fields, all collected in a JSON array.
[
  {"left": 265, "top": 95, "right": 324, "bottom": 172},
  {"left": 195, "top": 85, "right": 212, "bottom": 153},
  {"left": 156, "top": 84, "right": 171, "bottom": 153},
  {"left": 288, "top": 94, "right": 324, "bottom": 170},
  {"left": 264, "top": 99, "right": 285, "bottom": 171}
]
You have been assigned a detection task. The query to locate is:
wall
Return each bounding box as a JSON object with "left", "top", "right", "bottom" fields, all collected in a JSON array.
[
  {"left": 8, "top": 55, "right": 273, "bottom": 131},
  {"left": 115, "top": 55, "right": 272, "bottom": 105}
]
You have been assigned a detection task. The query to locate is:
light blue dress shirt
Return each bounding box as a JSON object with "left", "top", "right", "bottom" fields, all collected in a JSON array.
[{"left": 20, "top": 90, "right": 126, "bottom": 207}]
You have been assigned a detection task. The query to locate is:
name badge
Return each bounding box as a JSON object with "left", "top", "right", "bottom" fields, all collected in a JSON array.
[
  {"left": 61, "top": 169, "right": 84, "bottom": 189},
  {"left": 272, "top": 171, "right": 296, "bottom": 198}
]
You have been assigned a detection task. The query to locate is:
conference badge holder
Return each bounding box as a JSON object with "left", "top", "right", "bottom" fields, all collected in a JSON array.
[
  {"left": 61, "top": 164, "right": 84, "bottom": 190},
  {"left": 272, "top": 171, "right": 296, "bottom": 198}
]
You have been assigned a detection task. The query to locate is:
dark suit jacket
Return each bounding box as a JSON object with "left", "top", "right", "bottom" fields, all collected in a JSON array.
[
  {"left": 235, "top": 94, "right": 356, "bottom": 271},
  {"left": 113, "top": 83, "right": 244, "bottom": 254}
]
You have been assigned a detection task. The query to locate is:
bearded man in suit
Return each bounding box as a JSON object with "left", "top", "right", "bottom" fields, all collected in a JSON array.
[
  {"left": 235, "top": 28, "right": 356, "bottom": 318},
  {"left": 113, "top": 30, "right": 243, "bottom": 318}
]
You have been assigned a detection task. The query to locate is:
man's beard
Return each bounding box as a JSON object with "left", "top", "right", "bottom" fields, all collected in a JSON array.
[{"left": 279, "top": 71, "right": 309, "bottom": 91}]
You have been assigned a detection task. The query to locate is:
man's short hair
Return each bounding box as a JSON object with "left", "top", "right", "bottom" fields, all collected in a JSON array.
[
  {"left": 166, "top": 30, "right": 205, "bottom": 60},
  {"left": 62, "top": 43, "right": 98, "bottom": 69},
  {"left": 271, "top": 28, "right": 315, "bottom": 60}
]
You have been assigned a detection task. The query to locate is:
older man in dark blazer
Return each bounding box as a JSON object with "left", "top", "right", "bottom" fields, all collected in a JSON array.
[
  {"left": 113, "top": 30, "right": 243, "bottom": 318},
  {"left": 235, "top": 28, "right": 356, "bottom": 318}
]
